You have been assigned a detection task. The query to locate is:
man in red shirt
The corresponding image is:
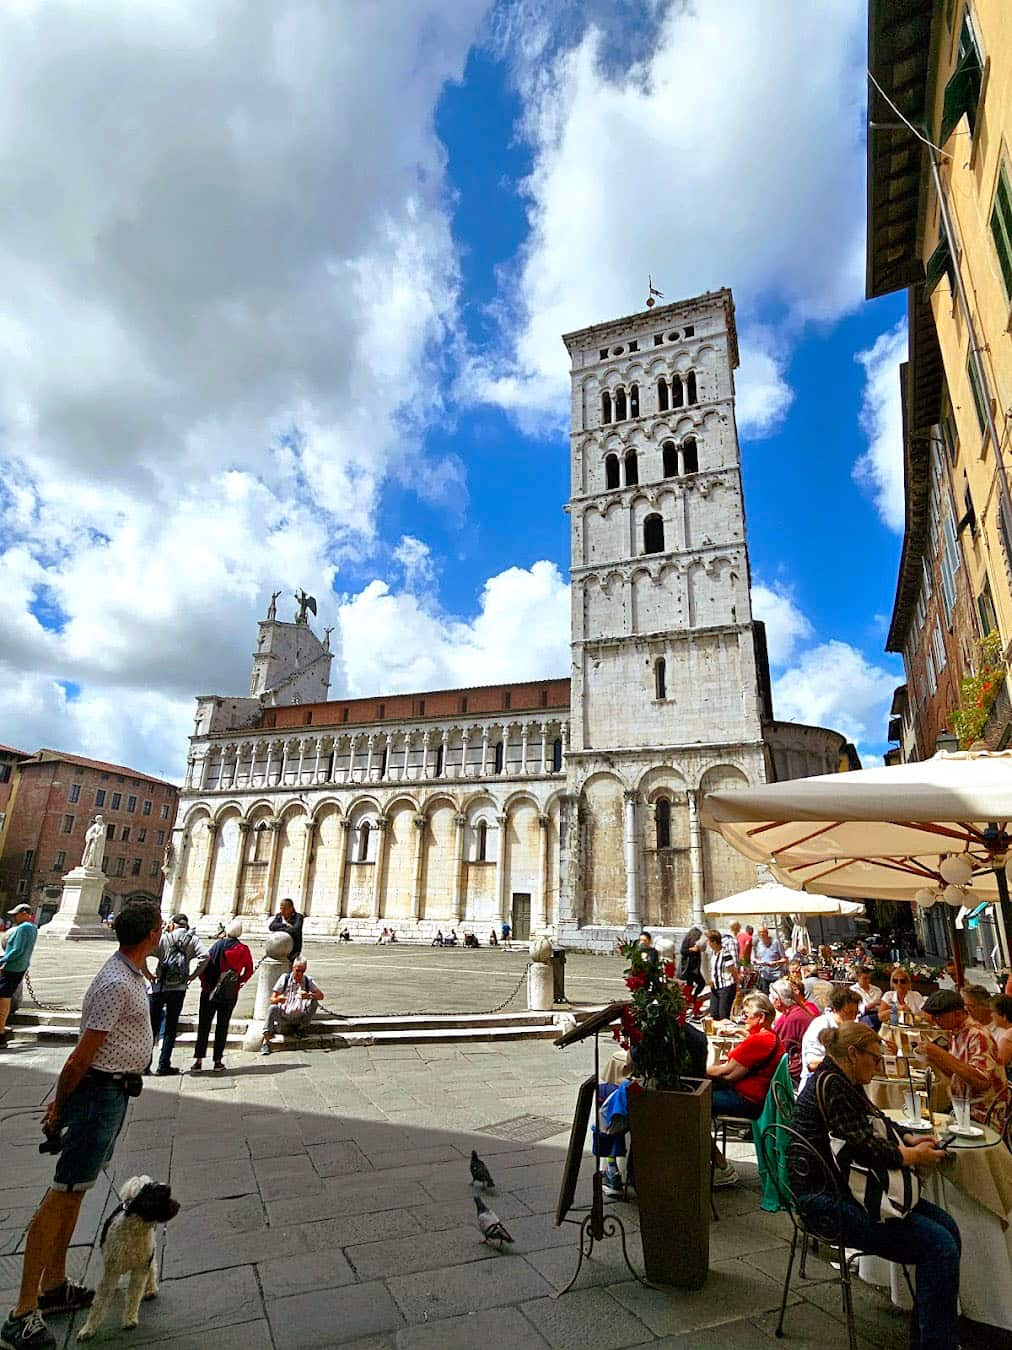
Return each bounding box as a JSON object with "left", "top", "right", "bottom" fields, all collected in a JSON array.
[{"left": 706, "top": 992, "right": 784, "bottom": 1187}]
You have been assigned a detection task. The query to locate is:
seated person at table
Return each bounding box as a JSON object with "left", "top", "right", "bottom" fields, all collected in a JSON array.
[
  {"left": 991, "top": 994, "right": 1012, "bottom": 1074},
  {"left": 801, "top": 959, "right": 834, "bottom": 1010},
  {"left": 880, "top": 966, "right": 925, "bottom": 1018},
  {"left": 770, "top": 979, "right": 818, "bottom": 1084},
  {"left": 707, "top": 993, "right": 783, "bottom": 1188},
  {"left": 799, "top": 987, "right": 861, "bottom": 1091},
  {"left": 791, "top": 1022, "right": 959, "bottom": 1350},
  {"left": 962, "top": 982, "right": 995, "bottom": 1028},
  {"left": 919, "top": 989, "right": 1007, "bottom": 1128},
  {"left": 850, "top": 964, "right": 884, "bottom": 1025}
]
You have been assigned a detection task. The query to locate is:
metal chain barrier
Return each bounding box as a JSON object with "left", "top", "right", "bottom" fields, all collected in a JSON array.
[{"left": 22, "top": 970, "right": 68, "bottom": 1011}]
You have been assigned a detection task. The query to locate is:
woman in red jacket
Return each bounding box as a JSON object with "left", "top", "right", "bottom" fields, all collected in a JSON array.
[{"left": 191, "top": 918, "right": 254, "bottom": 1073}]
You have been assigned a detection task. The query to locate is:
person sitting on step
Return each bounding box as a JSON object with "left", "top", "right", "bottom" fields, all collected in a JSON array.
[{"left": 260, "top": 959, "right": 324, "bottom": 1055}]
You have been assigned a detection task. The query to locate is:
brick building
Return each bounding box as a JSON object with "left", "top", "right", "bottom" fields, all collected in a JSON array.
[{"left": 0, "top": 750, "right": 179, "bottom": 921}]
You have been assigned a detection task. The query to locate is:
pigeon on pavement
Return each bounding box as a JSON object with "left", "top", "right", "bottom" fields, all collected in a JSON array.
[
  {"left": 470, "top": 1149, "right": 495, "bottom": 1190},
  {"left": 474, "top": 1196, "right": 513, "bottom": 1249}
]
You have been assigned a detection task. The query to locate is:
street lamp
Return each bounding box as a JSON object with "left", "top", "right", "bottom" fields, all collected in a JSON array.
[{"left": 935, "top": 728, "right": 960, "bottom": 754}]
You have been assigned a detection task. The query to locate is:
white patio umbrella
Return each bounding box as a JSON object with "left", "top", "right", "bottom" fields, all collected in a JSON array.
[
  {"left": 700, "top": 748, "right": 1012, "bottom": 965},
  {"left": 702, "top": 884, "right": 864, "bottom": 918}
]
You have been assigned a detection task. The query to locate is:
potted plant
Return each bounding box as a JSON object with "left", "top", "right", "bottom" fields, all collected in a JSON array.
[{"left": 615, "top": 943, "right": 711, "bottom": 1289}]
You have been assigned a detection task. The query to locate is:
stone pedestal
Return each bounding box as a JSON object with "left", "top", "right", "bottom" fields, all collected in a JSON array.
[
  {"left": 527, "top": 961, "right": 554, "bottom": 1011},
  {"left": 242, "top": 932, "right": 292, "bottom": 1050},
  {"left": 40, "top": 867, "right": 109, "bottom": 940}
]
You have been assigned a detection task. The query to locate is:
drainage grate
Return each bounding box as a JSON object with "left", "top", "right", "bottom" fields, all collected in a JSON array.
[{"left": 480, "top": 1113, "right": 569, "bottom": 1144}]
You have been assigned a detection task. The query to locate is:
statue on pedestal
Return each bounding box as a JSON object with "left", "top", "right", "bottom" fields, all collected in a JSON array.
[
  {"left": 81, "top": 815, "right": 107, "bottom": 872},
  {"left": 294, "top": 589, "right": 317, "bottom": 625},
  {"left": 267, "top": 590, "right": 282, "bottom": 621}
]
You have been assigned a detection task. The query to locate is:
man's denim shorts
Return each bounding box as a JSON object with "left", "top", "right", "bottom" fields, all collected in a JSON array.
[{"left": 52, "top": 1076, "right": 128, "bottom": 1193}]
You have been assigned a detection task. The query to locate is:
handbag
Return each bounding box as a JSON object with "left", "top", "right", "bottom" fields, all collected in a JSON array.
[{"left": 817, "top": 1078, "right": 920, "bottom": 1221}]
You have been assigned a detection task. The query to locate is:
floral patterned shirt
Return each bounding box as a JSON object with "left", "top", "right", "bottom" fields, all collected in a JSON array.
[{"left": 950, "top": 1021, "right": 1007, "bottom": 1128}]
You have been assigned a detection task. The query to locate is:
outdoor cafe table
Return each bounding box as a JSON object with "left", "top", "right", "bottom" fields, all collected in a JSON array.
[
  {"left": 858, "top": 1111, "right": 1012, "bottom": 1331},
  {"left": 867, "top": 1073, "right": 950, "bottom": 1116}
]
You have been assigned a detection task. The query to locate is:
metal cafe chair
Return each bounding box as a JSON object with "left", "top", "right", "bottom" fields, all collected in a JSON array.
[
  {"left": 985, "top": 1090, "right": 1012, "bottom": 1154},
  {"left": 759, "top": 1123, "right": 913, "bottom": 1350}
]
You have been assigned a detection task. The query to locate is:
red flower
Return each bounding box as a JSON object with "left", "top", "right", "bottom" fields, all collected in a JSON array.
[
  {"left": 612, "top": 1026, "right": 623, "bottom": 1041},
  {"left": 663, "top": 961, "right": 676, "bottom": 979},
  {"left": 626, "top": 973, "right": 648, "bottom": 991}
]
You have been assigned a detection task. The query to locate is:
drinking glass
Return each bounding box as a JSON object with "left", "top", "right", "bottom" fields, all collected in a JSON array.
[
  {"left": 902, "top": 1086, "right": 920, "bottom": 1124},
  {"left": 950, "top": 1080, "right": 972, "bottom": 1132}
]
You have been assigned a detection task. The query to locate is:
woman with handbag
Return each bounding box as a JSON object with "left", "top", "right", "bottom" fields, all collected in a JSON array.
[
  {"left": 191, "top": 919, "right": 254, "bottom": 1074},
  {"left": 790, "top": 1022, "right": 960, "bottom": 1350}
]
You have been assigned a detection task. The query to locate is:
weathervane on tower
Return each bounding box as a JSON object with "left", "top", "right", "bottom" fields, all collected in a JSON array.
[{"left": 645, "top": 275, "right": 664, "bottom": 308}]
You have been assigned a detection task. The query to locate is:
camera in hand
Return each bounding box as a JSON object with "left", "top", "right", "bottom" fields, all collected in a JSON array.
[{"left": 39, "top": 1120, "right": 64, "bottom": 1155}]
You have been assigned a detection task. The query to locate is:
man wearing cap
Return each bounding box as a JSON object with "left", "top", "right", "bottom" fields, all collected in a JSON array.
[
  {"left": 0, "top": 904, "right": 39, "bottom": 1043},
  {"left": 143, "top": 914, "right": 208, "bottom": 1077},
  {"left": 919, "top": 988, "right": 1007, "bottom": 1129}
]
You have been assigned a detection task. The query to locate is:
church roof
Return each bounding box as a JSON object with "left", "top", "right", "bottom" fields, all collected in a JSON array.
[{"left": 259, "top": 676, "right": 571, "bottom": 733}]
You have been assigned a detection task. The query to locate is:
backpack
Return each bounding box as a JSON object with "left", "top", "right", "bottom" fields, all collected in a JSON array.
[
  {"left": 160, "top": 935, "right": 190, "bottom": 987},
  {"left": 209, "top": 966, "right": 240, "bottom": 1009}
]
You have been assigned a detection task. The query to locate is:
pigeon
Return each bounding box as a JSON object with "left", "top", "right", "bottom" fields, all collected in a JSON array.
[
  {"left": 470, "top": 1149, "right": 495, "bottom": 1190},
  {"left": 474, "top": 1196, "right": 513, "bottom": 1249}
]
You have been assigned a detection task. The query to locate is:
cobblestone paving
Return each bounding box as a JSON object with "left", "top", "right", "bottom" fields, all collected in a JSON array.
[{"left": 1, "top": 1030, "right": 929, "bottom": 1350}]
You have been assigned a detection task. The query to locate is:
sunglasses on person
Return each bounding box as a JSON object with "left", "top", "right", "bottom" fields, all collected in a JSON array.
[
  {"left": 891, "top": 977, "right": 910, "bottom": 985},
  {"left": 853, "top": 1045, "right": 885, "bottom": 1064}
]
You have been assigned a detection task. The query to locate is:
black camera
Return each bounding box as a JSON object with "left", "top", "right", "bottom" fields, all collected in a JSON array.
[{"left": 39, "top": 1121, "right": 64, "bottom": 1155}]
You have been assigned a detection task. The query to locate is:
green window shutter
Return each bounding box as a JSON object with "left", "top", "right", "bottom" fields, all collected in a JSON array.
[
  {"left": 990, "top": 164, "right": 1012, "bottom": 300},
  {"left": 940, "top": 48, "right": 982, "bottom": 144},
  {"left": 967, "top": 351, "right": 988, "bottom": 436},
  {"left": 924, "top": 235, "right": 954, "bottom": 297}
]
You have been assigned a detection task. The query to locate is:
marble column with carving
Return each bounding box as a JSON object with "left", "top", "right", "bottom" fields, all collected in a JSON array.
[
  {"left": 494, "top": 812, "right": 509, "bottom": 927},
  {"left": 199, "top": 821, "right": 218, "bottom": 916},
  {"left": 623, "top": 789, "right": 642, "bottom": 930},
  {"left": 262, "top": 819, "right": 284, "bottom": 916},
  {"left": 451, "top": 812, "right": 467, "bottom": 922},
  {"left": 687, "top": 789, "right": 705, "bottom": 926},
  {"left": 410, "top": 813, "right": 426, "bottom": 919},
  {"left": 535, "top": 812, "right": 550, "bottom": 931},
  {"left": 298, "top": 817, "right": 316, "bottom": 912},
  {"left": 334, "top": 818, "right": 351, "bottom": 920},
  {"left": 371, "top": 815, "right": 389, "bottom": 918},
  {"left": 231, "top": 820, "right": 250, "bottom": 914}
]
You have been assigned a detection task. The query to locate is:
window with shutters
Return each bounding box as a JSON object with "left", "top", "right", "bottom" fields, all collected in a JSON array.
[
  {"left": 142, "top": 799, "right": 152, "bottom": 816},
  {"left": 127, "top": 795, "right": 137, "bottom": 813},
  {"left": 940, "top": 9, "right": 983, "bottom": 144},
  {"left": 932, "top": 622, "right": 947, "bottom": 676},
  {"left": 991, "top": 162, "right": 1012, "bottom": 300},
  {"left": 68, "top": 783, "right": 81, "bottom": 803},
  {"left": 926, "top": 645, "right": 938, "bottom": 696},
  {"left": 940, "top": 506, "right": 961, "bottom": 622},
  {"left": 111, "top": 793, "right": 122, "bottom": 809},
  {"left": 62, "top": 814, "right": 74, "bottom": 834},
  {"left": 967, "top": 350, "right": 988, "bottom": 436},
  {"left": 95, "top": 789, "right": 106, "bottom": 807},
  {"left": 977, "top": 577, "right": 997, "bottom": 636},
  {"left": 53, "top": 851, "right": 66, "bottom": 871}
]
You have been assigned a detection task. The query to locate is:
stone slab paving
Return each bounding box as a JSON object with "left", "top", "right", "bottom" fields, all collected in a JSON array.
[{"left": 0, "top": 1032, "right": 996, "bottom": 1350}]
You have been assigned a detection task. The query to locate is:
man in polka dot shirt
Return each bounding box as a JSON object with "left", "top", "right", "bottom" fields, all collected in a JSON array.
[{"left": 2, "top": 900, "right": 163, "bottom": 1350}]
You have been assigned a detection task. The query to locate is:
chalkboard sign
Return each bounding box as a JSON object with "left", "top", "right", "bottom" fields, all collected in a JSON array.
[{"left": 555, "top": 1074, "right": 596, "bottom": 1226}]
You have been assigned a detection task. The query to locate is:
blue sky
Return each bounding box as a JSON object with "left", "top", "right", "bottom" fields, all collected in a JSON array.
[{"left": 0, "top": 0, "right": 912, "bottom": 779}]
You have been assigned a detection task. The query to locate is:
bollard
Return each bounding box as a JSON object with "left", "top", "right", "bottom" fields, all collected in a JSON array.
[
  {"left": 527, "top": 961, "right": 554, "bottom": 1011},
  {"left": 242, "top": 932, "right": 292, "bottom": 1051}
]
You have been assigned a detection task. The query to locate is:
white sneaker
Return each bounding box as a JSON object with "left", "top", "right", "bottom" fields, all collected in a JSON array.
[{"left": 713, "top": 1164, "right": 739, "bottom": 1189}]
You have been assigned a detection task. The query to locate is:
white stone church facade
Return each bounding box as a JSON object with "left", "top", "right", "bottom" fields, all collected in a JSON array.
[{"left": 165, "top": 291, "right": 849, "bottom": 948}]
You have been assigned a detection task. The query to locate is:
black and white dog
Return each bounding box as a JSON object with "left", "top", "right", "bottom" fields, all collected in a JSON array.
[{"left": 77, "top": 1176, "right": 180, "bottom": 1341}]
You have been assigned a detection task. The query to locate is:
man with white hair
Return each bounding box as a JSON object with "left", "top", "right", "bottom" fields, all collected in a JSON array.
[
  {"left": 260, "top": 958, "right": 324, "bottom": 1055},
  {"left": 191, "top": 919, "right": 253, "bottom": 1074}
]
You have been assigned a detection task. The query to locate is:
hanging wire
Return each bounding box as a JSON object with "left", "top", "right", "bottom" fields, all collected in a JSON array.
[{"left": 867, "top": 69, "right": 953, "bottom": 161}]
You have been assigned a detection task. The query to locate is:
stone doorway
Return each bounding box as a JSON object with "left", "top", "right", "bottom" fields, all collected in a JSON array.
[{"left": 511, "top": 893, "right": 531, "bottom": 941}]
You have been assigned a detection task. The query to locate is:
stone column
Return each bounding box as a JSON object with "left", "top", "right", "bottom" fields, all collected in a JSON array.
[
  {"left": 262, "top": 819, "right": 283, "bottom": 915},
  {"left": 521, "top": 727, "right": 530, "bottom": 775},
  {"left": 382, "top": 733, "right": 393, "bottom": 780},
  {"left": 420, "top": 731, "right": 430, "bottom": 781},
  {"left": 334, "top": 818, "right": 351, "bottom": 918},
  {"left": 439, "top": 730, "right": 448, "bottom": 778},
  {"left": 296, "top": 740, "right": 307, "bottom": 786},
  {"left": 494, "top": 812, "right": 509, "bottom": 926},
  {"left": 343, "top": 735, "right": 354, "bottom": 784},
  {"left": 263, "top": 742, "right": 274, "bottom": 788},
  {"left": 298, "top": 818, "right": 316, "bottom": 911},
  {"left": 371, "top": 815, "right": 389, "bottom": 918},
  {"left": 540, "top": 725, "right": 549, "bottom": 774},
  {"left": 481, "top": 729, "right": 490, "bottom": 777},
  {"left": 231, "top": 821, "right": 250, "bottom": 914},
  {"left": 535, "top": 812, "right": 550, "bottom": 930},
  {"left": 623, "top": 789, "right": 642, "bottom": 930},
  {"left": 199, "top": 821, "right": 218, "bottom": 915},
  {"left": 687, "top": 789, "right": 705, "bottom": 926},
  {"left": 557, "top": 794, "right": 581, "bottom": 930},
  {"left": 451, "top": 813, "right": 467, "bottom": 922},
  {"left": 365, "top": 734, "right": 376, "bottom": 782},
  {"left": 411, "top": 813, "right": 426, "bottom": 920}
]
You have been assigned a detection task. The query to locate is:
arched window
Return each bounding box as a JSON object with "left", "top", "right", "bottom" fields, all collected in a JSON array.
[
  {"left": 643, "top": 513, "right": 665, "bottom": 554},
  {"left": 476, "top": 820, "right": 488, "bottom": 862},
  {"left": 662, "top": 440, "right": 678, "bottom": 477},
  {"left": 605, "top": 453, "right": 620, "bottom": 489},
  {"left": 655, "top": 657, "right": 667, "bottom": 700},
  {"left": 671, "top": 374, "right": 684, "bottom": 409},
  {"left": 494, "top": 741, "right": 504, "bottom": 774},
  {"left": 624, "top": 450, "right": 639, "bottom": 486},
  {"left": 681, "top": 436, "right": 698, "bottom": 474},
  {"left": 601, "top": 390, "right": 612, "bottom": 424},
  {"left": 629, "top": 383, "right": 639, "bottom": 417},
  {"left": 614, "top": 387, "right": 627, "bottom": 421},
  {"left": 656, "top": 797, "right": 671, "bottom": 849},
  {"left": 254, "top": 823, "right": 270, "bottom": 862},
  {"left": 686, "top": 371, "right": 697, "bottom": 404},
  {"left": 435, "top": 745, "right": 444, "bottom": 776},
  {"left": 358, "top": 820, "right": 371, "bottom": 862},
  {"left": 657, "top": 377, "right": 669, "bottom": 412},
  {"left": 551, "top": 737, "right": 563, "bottom": 772}
]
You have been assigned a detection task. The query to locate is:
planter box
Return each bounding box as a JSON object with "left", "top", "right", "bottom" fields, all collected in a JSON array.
[{"left": 629, "top": 1077, "right": 711, "bottom": 1289}]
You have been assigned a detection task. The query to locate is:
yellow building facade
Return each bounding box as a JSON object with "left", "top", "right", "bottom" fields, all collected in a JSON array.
[{"left": 870, "top": 0, "right": 1012, "bottom": 753}]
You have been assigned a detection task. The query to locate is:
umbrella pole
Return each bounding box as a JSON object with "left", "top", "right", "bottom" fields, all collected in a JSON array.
[
  {"left": 945, "top": 907, "right": 965, "bottom": 989},
  {"left": 995, "top": 863, "right": 1012, "bottom": 970}
]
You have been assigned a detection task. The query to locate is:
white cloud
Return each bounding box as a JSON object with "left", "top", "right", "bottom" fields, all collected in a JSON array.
[
  {"left": 467, "top": 0, "right": 866, "bottom": 434},
  {"left": 853, "top": 319, "right": 908, "bottom": 533},
  {"left": 751, "top": 583, "right": 814, "bottom": 667},
  {"left": 0, "top": 0, "right": 488, "bottom": 777},
  {"left": 336, "top": 560, "right": 570, "bottom": 697},
  {"left": 772, "top": 640, "right": 898, "bottom": 753}
]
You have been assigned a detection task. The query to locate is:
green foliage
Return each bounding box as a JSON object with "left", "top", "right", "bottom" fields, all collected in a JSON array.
[
  {"left": 615, "top": 942, "right": 695, "bottom": 1092},
  {"left": 951, "top": 631, "right": 1006, "bottom": 748}
]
